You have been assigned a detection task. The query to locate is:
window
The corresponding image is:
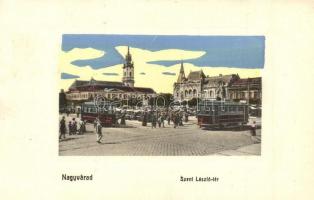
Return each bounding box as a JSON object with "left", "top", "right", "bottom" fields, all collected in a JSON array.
[
  {"left": 129, "top": 72, "right": 132, "bottom": 76},
  {"left": 210, "top": 91, "right": 213, "bottom": 97}
]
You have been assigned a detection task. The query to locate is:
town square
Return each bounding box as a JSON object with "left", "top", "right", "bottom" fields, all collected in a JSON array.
[{"left": 59, "top": 35, "right": 263, "bottom": 156}]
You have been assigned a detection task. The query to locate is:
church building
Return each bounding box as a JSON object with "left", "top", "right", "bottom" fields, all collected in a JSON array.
[{"left": 65, "top": 47, "right": 156, "bottom": 103}]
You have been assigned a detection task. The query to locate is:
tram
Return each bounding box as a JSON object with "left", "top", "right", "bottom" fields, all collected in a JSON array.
[
  {"left": 81, "top": 102, "right": 117, "bottom": 127},
  {"left": 197, "top": 100, "right": 248, "bottom": 128}
]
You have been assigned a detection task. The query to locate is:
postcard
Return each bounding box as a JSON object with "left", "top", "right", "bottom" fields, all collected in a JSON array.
[
  {"left": 58, "top": 34, "right": 263, "bottom": 156},
  {"left": 1, "top": 0, "right": 313, "bottom": 199}
]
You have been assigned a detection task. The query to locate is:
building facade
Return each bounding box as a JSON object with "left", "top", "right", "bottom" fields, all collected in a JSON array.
[
  {"left": 173, "top": 62, "right": 262, "bottom": 105},
  {"left": 173, "top": 62, "right": 239, "bottom": 101},
  {"left": 228, "top": 77, "right": 262, "bottom": 105},
  {"left": 65, "top": 47, "right": 155, "bottom": 105}
]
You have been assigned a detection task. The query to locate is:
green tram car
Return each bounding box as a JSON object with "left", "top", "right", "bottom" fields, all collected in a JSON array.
[
  {"left": 197, "top": 100, "right": 249, "bottom": 128},
  {"left": 81, "top": 102, "right": 117, "bottom": 127}
]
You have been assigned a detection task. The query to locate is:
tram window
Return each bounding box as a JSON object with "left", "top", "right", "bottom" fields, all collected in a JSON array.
[
  {"left": 221, "top": 106, "right": 225, "bottom": 112},
  {"left": 206, "top": 106, "right": 211, "bottom": 111}
]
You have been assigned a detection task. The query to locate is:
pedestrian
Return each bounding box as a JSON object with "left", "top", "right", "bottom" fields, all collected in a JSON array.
[
  {"left": 173, "top": 113, "right": 178, "bottom": 128},
  {"left": 179, "top": 113, "right": 184, "bottom": 126},
  {"left": 151, "top": 112, "right": 157, "bottom": 129},
  {"left": 96, "top": 119, "right": 103, "bottom": 143},
  {"left": 161, "top": 113, "right": 165, "bottom": 128},
  {"left": 251, "top": 121, "right": 256, "bottom": 136},
  {"left": 68, "top": 121, "right": 72, "bottom": 135},
  {"left": 59, "top": 116, "right": 66, "bottom": 139},
  {"left": 167, "top": 113, "right": 171, "bottom": 125},
  {"left": 142, "top": 111, "right": 147, "bottom": 126},
  {"left": 250, "top": 121, "right": 260, "bottom": 144},
  {"left": 93, "top": 118, "right": 97, "bottom": 129},
  {"left": 76, "top": 108, "right": 80, "bottom": 118},
  {"left": 83, "top": 120, "right": 87, "bottom": 133},
  {"left": 72, "top": 118, "right": 77, "bottom": 134},
  {"left": 184, "top": 112, "right": 189, "bottom": 122},
  {"left": 120, "top": 111, "right": 126, "bottom": 125},
  {"left": 78, "top": 119, "right": 85, "bottom": 135},
  {"left": 157, "top": 115, "right": 162, "bottom": 128}
]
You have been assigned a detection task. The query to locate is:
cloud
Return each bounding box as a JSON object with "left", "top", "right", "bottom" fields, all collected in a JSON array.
[
  {"left": 162, "top": 72, "right": 176, "bottom": 76},
  {"left": 64, "top": 47, "right": 105, "bottom": 61},
  {"left": 59, "top": 46, "right": 262, "bottom": 93},
  {"left": 62, "top": 35, "right": 265, "bottom": 69},
  {"left": 103, "top": 72, "right": 119, "bottom": 76},
  {"left": 61, "top": 73, "right": 80, "bottom": 79}
]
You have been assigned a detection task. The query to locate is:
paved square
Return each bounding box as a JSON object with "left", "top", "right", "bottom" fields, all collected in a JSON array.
[{"left": 59, "top": 114, "right": 261, "bottom": 156}]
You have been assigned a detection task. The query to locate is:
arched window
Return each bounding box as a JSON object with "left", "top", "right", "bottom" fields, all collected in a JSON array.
[
  {"left": 185, "top": 90, "right": 188, "bottom": 97},
  {"left": 129, "top": 72, "right": 132, "bottom": 77},
  {"left": 193, "top": 89, "right": 197, "bottom": 97},
  {"left": 210, "top": 90, "right": 213, "bottom": 97}
]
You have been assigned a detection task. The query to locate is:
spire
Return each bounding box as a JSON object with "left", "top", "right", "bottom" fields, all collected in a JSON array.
[
  {"left": 180, "top": 60, "right": 184, "bottom": 73},
  {"left": 127, "top": 46, "right": 130, "bottom": 55},
  {"left": 177, "top": 61, "right": 186, "bottom": 83}
]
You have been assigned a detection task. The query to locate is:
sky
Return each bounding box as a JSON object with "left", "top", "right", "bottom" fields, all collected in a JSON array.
[{"left": 59, "top": 34, "right": 265, "bottom": 93}]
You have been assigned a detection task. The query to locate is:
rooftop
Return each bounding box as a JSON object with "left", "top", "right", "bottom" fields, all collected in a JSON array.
[{"left": 68, "top": 78, "right": 155, "bottom": 94}]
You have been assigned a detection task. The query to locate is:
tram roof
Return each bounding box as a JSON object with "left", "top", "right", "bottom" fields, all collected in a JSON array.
[{"left": 198, "top": 100, "right": 248, "bottom": 106}]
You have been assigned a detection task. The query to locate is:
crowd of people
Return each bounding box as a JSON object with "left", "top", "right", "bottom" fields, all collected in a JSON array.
[
  {"left": 59, "top": 108, "right": 190, "bottom": 143},
  {"left": 141, "top": 109, "right": 189, "bottom": 129},
  {"left": 59, "top": 116, "right": 87, "bottom": 140}
]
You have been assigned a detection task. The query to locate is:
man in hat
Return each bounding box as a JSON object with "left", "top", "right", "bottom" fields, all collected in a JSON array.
[{"left": 59, "top": 116, "right": 66, "bottom": 139}]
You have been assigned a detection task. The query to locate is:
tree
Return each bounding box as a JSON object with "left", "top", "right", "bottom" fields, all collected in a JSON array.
[
  {"left": 188, "top": 98, "right": 200, "bottom": 107},
  {"left": 59, "top": 89, "right": 67, "bottom": 111}
]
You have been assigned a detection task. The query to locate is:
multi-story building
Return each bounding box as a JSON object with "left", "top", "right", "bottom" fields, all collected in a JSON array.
[
  {"left": 65, "top": 47, "right": 156, "bottom": 105},
  {"left": 228, "top": 77, "right": 262, "bottom": 105},
  {"left": 173, "top": 62, "right": 239, "bottom": 101},
  {"left": 173, "top": 62, "right": 262, "bottom": 105}
]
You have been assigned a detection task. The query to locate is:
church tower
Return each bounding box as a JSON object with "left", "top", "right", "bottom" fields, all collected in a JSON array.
[
  {"left": 177, "top": 61, "right": 186, "bottom": 83},
  {"left": 122, "top": 46, "right": 135, "bottom": 87}
]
